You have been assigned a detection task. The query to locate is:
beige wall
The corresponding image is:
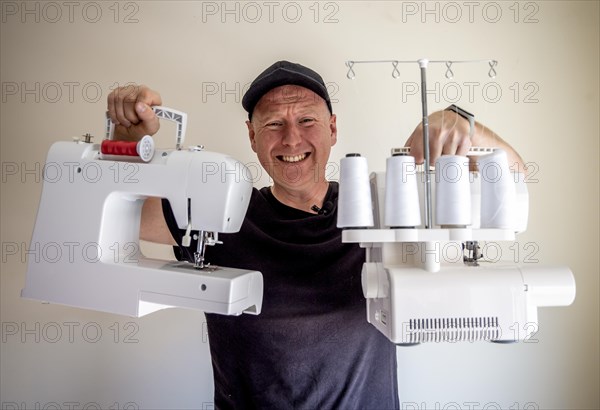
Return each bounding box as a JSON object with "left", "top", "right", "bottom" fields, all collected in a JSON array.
[{"left": 1, "top": 1, "right": 598, "bottom": 408}]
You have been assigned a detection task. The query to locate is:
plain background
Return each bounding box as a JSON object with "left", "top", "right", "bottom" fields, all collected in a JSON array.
[{"left": 1, "top": 1, "right": 598, "bottom": 409}]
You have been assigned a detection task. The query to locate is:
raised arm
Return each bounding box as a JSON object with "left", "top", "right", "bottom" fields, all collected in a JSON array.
[
  {"left": 404, "top": 109, "right": 526, "bottom": 173},
  {"left": 107, "top": 85, "right": 175, "bottom": 245},
  {"left": 107, "top": 84, "right": 163, "bottom": 141}
]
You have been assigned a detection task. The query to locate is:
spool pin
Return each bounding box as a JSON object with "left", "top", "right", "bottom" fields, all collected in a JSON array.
[{"left": 100, "top": 135, "right": 155, "bottom": 162}]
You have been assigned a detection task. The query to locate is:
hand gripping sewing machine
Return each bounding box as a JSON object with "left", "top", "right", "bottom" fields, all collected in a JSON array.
[
  {"left": 22, "top": 107, "right": 263, "bottom": 317},
  {"left": 338, "top": 147, "right": 576, "bottom": 345}
]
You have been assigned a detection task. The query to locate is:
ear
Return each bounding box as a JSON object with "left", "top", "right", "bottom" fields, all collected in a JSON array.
[
  {"left": 246, "top": 120, "right": 257, "bottom": 152},
  {"left": 329, "top": 114, "right": 338, "bottom": 147}
]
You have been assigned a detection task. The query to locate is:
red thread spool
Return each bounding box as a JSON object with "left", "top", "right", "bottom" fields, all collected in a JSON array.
[{"left": 100, "top": 135, "right": 155, "bottom": 162}]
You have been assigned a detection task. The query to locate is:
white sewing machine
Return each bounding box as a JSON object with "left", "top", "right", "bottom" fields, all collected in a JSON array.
[
  {"left": 22, "top": 107, "right": 263, "bottom": 317},
  {"left": 338, "top": 148, "right": 576, "bottom": 344}
]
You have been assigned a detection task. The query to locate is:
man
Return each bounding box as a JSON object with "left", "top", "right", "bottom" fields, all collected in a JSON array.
[{"left": 108, "top": 61, "right": 524, "bottom": 409}]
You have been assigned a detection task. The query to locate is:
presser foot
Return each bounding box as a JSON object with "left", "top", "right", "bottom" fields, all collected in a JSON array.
[
  {"left": 463, "top": 240, "right": 483, "bottom": 266},
  {"left": 193, "top": 231, "right": 223, "bottom": 270},
  {"left": 193, "top": 252, "right": 209, "bottom": 270}
]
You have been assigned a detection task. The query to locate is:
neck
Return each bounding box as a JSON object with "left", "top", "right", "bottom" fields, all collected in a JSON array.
[{"left": 270, "top": 180, "right": 329, "bottom": 213}]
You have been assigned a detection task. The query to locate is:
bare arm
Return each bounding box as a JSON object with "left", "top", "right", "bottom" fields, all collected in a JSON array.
[
  {"left": 107, "top": 85, "right": 175, "bottom": 245},
  {"left": 140, "top": 198, "right": 176, "bottom": 245},
  {"left": 404, "top": 110, "right": 526, "bottom": 173}
]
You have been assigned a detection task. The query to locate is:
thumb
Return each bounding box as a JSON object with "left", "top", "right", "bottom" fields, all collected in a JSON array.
[
  {"left": 135, "top": 102, "right": 160, "bottom": 135},
  {"left": 135, "top": 102, "right": 155, "bottom": 121}
]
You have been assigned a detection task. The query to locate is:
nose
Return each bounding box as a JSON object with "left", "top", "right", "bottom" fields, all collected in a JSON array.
[{"left": 281, "top": 124, "right": 302, "bottom": 148}]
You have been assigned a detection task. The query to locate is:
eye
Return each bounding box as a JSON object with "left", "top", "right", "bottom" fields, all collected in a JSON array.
[
  {"left": 299, "top": 117, "right": 315, "bottom": 126},
  {"left": 265, "top": 121, "right": 283, "bottom": 129}
]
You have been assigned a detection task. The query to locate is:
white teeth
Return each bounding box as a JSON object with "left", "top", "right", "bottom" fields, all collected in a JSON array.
[{"left": 281, "top": 153, "right": 307, "bottom": 163}]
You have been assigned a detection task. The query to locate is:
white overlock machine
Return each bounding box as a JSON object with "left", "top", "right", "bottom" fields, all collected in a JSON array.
[
  {"left": 338, "top": 58, "right": 575, "bottom": 345},
  {"left": 338, "top": 148, "right": 575, "bottom": 345}
]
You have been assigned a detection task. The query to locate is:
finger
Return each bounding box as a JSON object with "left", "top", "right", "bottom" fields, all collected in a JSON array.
[
  {"left": 114, "top": 85, "right": 141, "bottom": 127},
  {"left": 114, "top": 89, "right": 131, "bottom": 127},
  {"left": 405, "top": 128, "right": 424, "bottom": 165},
  {"left": 456, "top": 135, "right": 472, "bottom": 157},
  {"left": 134, "top": 102, "right": 160, "bottom": 135},
  {"left": 429, "top": 142, "right": 444, "bottom": 167},
  {"left": 113, "top": 124, "right": 136, "bottom": 142},
  {"left": 441, "top": 131, "right": 463, "bottom": 156},
  {"left": 427, "top": 125, "right": 444, "bottom": 166},
  {"left": 107, "top": 90, "right": 119, "bottom": 125},
  {"left": 123, "top": 102, "right": 140, "bottom": 126},
  {"left": 411, "top": 143, "right": 424, "bottom": 165},
  {"left": 120, "top": 84, "right": 144, "bottom": 125},
  {"left": 136, "top": 102, "right": 157, "bottom": 124},
  {"left": 122, "top": 86, "right": 162, "bottom": 127},
  {"left": 137, "top": 86, "right": 163, "bottom": 107}
]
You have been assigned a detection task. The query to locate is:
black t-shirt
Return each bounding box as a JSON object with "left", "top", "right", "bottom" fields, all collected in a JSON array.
[{"left": 163, "top": 182, "right": 399, "bottom": 409}]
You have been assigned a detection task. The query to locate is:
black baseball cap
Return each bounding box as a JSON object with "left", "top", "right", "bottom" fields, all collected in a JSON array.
[{"left": 242, "top": 60, "right": 333, "bottom": 119}]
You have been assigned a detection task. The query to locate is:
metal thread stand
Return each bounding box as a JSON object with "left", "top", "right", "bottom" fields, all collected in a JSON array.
[{"left": 345, "top": 58, "right": 498, "bottom": 229}]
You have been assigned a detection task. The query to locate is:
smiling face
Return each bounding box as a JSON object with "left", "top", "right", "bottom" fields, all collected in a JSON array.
[{"left": 246, "top": 85, "right": 337, "bottom": 197}]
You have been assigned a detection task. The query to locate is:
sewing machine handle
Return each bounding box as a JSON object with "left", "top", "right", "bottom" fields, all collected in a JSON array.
[{"left": 105, "top": 106, "right": 188, "bottom": 150}]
